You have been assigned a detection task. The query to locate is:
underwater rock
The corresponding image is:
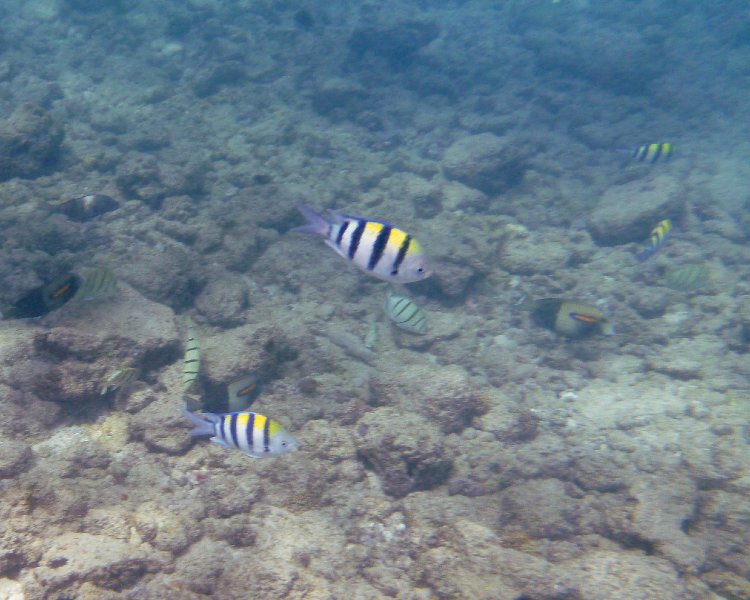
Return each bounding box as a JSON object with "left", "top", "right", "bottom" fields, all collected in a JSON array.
[
  {"left": 191, "top": 62, "right": 247, "bottom": 98},
  {"left": 31, "top": 532, "right": 161, "bottom": 593},
  {"left": 499, "top": 478, "right": 598, "bottom": 540},
  {"left": 311, "top": 77, "right": 369, "bottom": 120},
  {"left": 501, "top": 231, "right": 572, "bottom": 275},
  {"left": 194, "top": 274, "right": 248, "bottom": 327},
  {"left": 348, "top": 20, "right": 439, "bottom": 68},
  {"left": 443, "top": 133, "right": 530, "bottom": 196},
  {"left": 0, "top": 104, "right": 63, "bottom": 182},
  {"left": 587, "top": 175, "right": 684, "bottom": 245},
  {"left": 174, "top": 539, "right": 229, "bottom": 595},
  {"left": 355, "top": 407, "right": 452, "bottom": 498},
  {"left": 526, "top": 24, "right": 665, "bottom": 95},
  {"left": 0, "top": 437, "right": 32, "bottom": 478},
  {"left": 418, "top": 366, "right": 486, "bottom": 434}
]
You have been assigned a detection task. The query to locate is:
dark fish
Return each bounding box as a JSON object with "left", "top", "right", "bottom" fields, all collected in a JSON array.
[
  {"left": 226, "top": 373, "right": 263, "bottom": 412},
  {"left": 632, "top": 143, "right": 673, "bottom": 163},
  {"left": 531, "top": 298, "right": 614, "bottom": 339},
  {"left": 55, "top": 194, "right": 119, "bottom": 222},
  {"left": 637, "top": 219, "right": 672, "bottom": 262},
  {"left": 4, "top": 273, "right": 82, "bottom": 319}
]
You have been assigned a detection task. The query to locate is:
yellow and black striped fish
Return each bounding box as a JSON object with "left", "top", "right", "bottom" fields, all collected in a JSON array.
[
  {"left": 183, "top": 317, "right": 200, "bottom": 393},
  {"left": 183, "top": 409, "right": 298, "bottom": 458},
  {"left": 384, "top": 291, "right": 428, "bottom": 334},
  {"left": 530, "top": 298, "right": 615, "bottom": 339},
  {"left": 4, "top": 272, "right": 81, "bottom": 319},
  {"left": 293, "top": 203, "right": 432, "bottom": 284},
  {"left": 632, "top": 143, "right": 673, "bottom": 163},
  {"left": 637, "top": 219, "right": 672, "bottom": 262}
]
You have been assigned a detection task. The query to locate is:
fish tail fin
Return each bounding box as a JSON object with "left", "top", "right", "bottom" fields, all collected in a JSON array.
[
  {"left": 182, "top": 408, "right": 218, "bottom": 437},
  {"left": 636, "top": 248, "right": 655, "bottom": 263},
  {"left": 292, "top": 203, "right": 330, "bottom": 236}
]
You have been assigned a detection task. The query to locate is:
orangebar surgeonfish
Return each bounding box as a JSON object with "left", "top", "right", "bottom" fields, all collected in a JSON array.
[
  {"left": 530, "top": 298, "right": 615, "bottom": 339},
  {"left": 183, "top": 409, "right": 298, "bottom": 459},
  {"left": 293, "top": 204, "right": 432, "bottom": 284},
  {"left": 4, "top": 273, "right": 81, "bottom": 319},
  {"left": 637, "top": 219, "right": 672, "bottom": 262}
]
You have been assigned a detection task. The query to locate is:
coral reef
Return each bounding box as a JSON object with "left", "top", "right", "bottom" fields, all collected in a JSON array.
[{"left": 0, "top": 0, "right": 746, "bottom": 597}]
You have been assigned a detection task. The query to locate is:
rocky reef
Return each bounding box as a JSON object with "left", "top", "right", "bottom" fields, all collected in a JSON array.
[{"left": 0, "top": 0, "right": 747, "bottom": 598}]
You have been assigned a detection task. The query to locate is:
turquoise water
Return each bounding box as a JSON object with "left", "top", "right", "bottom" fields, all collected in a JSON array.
[{"left": 0, "top": 1, "right": 747, "bottom": 598}]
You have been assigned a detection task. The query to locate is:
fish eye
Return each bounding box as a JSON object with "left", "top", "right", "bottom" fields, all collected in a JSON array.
[
  {"left": 282, "top": 441, "right": 287, "bottom": 447},
  {"left": 417, "top": 267, "right": 424, "bottom": 273}
]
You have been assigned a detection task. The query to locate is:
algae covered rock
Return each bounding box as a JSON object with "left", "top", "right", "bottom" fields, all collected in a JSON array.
[
  {"left": 32, "top": 532, "right": 161, "bottom": 593},
  {"left": 443, "top": 133, "right": 531, "bottom": 196},
  {"left": 588, "top": 175, "right": 684, "bottom": 245},
  {"left": 0, "top": 104, "right": 63, "bottom": 181},
  {"left": 355, "top": 407, "right": 452, "bottom": 498}
]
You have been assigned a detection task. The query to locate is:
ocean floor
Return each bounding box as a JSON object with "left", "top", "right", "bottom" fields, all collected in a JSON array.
[{"left": 0, "top": 0, "right": 748, "bottom": 598}]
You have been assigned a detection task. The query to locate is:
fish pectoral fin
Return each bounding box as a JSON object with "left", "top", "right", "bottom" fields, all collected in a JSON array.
[
  {"left": 324, "top": 239, "right": 347, "bottom": 259},
  {"left": 210, "top": 436, "right": 230, "bottom": 448}
]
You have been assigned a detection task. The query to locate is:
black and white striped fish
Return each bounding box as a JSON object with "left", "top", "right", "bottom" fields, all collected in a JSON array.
[
  {"left": 183, "top": 409, "right": 298, "bottom": 458},
  {"left": 384, "top": 292, "right": 428, "bottom": 334},
  {"left": 293, "top": 204, "right": 432, "bottom": 284},
  {"left": 183, "top": 317, "right": 200, "bottom": 393}
]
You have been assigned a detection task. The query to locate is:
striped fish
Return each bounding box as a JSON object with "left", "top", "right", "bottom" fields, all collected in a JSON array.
[
  {"left": 101, "top": 367, "right": 140, "bottom": 395},
  {"left": 632, "top": 143, "right": 673, "bottom": 163},
  {"left": 293, "top": 203, "right": 432, "bottom": 284},
  {"left": 183, "top": 409, "right": 298, "bottom": 458},
  {"left": 637, "top": 219, "right": 672, "bottom": 262},
  {"left": 183, "top": 317, "right": 200, "bottom": 393},
  {"left": 384, "top": 291, "right": 428, "bottom": 334},
  {"left": 75, "top": 267, "right": 118, "bottom": 301}
]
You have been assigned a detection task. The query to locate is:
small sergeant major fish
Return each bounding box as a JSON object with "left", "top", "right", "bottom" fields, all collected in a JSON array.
[
  {"left": 637, "top": 219, "right": 672, "bottom": 262},
  {"left": 183, "top": 409, "right": 298, "bottom": 458},
  {"left": 183, "top": 317, "right": 201, "bottom": 393},
  {"left": 384, "top": 291, "right": 428, "bottom": 334},
  {"left": 55, "top": 194, "right": 119, "bottom": 222},
  {"left": 226, "top": 373, "right": 263, "bottom": 412},
  {"left": 530, "top": 298, "right": 615, "bottom": 339},
  {"left": 632, "top": 143, "right": 673, "bottom": 164},
  {"left": 293, "top": 203, "right": 432, "bottom": 284},
  {"left": 4, "top": 272, "right": 81, "bottom": 319}
]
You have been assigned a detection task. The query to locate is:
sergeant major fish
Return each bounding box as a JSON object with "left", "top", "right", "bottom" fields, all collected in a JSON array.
[
  {"left": 637, "top": 219, "right": 672, "bottom": 262},
  {"left": 293, "top": 203, "right": 432, "bottom": 284},
  {"left": 183, "top": 409, "right": 298, "bottom": 458},
  {"left": 632, "top": 143, "right": 673, "bottom": 164}
]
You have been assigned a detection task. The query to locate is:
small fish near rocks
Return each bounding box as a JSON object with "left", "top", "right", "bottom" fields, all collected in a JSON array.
[
  {"left": 3, "top": 272, "right": 81, "bottom": 319},
  {"left": 384, "top": 291, "right": 428, "bottom": 335},
  {"left": 293, "top": 203, "right": 432, "bottom": 284},
  {"left": 54, "top": 194, "right": 119, "bottom": 222},
  {"left": 530, "top": 298, "right": 615, "bottom": 339},
  {"left": 183, "top": 409, "right": 298, "bottom": 459}
]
